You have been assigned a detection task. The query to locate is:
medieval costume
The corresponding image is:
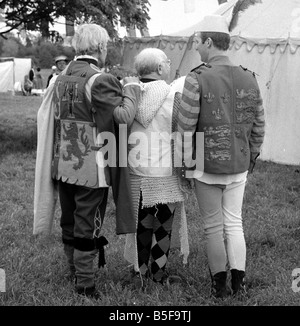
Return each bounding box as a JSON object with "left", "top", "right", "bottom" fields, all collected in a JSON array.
[
  {"left": 34, "top": 56, "right": 141, "bottom": 296},
  {"left": 178, "top": 55, "right": 265, "bottom": 297},
  {"left": 124, "top": 77, "right": 190, "bottom": 286}
]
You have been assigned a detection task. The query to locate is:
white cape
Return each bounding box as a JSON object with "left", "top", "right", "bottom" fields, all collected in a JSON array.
[{"left": 33, "top": 82, "right": 58, "bottom": 235}]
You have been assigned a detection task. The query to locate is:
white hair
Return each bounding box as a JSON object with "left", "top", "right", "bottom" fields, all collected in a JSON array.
[
  {"left": 71, "top": 23, "right": 110, "bottom": 55},
  {"left": 134, "top": 48, "right": 167, "bottom": 76}
]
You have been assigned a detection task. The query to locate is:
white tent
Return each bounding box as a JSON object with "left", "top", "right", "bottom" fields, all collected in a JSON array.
[
  {"left": 0, "top": 60, "right": 14, "bottom": 92},
  {"left": 0, "top": 57, "right": 32, "bottom": 93},
  {"left": 122, "top": 0, "right": 300, "bottom": 166},
  {"left": 215, "top": 0, "right": 300, "bottom": 166}
]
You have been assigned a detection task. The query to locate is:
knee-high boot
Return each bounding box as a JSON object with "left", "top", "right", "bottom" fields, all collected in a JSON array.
[
  {"left": 210, "top": 271, "right": 229, "bottom": 299},
  {"left": 231, "top": 269, "right": 246, "bottom": 295},
  {"left": 74, "top": 248, "right": 98, "bottom": 296},
  {"left": 63, "top": 243, "right": 76, "bottom": 280}
]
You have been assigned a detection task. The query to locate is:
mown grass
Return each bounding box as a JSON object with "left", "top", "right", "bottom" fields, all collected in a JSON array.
[{"left": 0, "top": 93, "right": 300, "bottom": 307}]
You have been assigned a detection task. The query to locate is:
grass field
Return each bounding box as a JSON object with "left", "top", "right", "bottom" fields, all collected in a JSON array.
[{"left": 0, "top": 92, "right": 300, "bottom": 307}]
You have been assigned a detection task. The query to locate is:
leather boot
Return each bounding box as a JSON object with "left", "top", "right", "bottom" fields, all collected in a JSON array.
[
  {"left": 63, "top": 243, "right": 76, "bottom": 281},
  {"left": 231, "top": 269, "right": 246, "bottom": 295},
  {"left": 74, "top": 248, "right": 99, "bottom": 298},
  {"left": 210, "top": 271, "right": 229, "bottom": 299},
  {"left": 76, "top": 285, "right": 100, "bottom": 300}
]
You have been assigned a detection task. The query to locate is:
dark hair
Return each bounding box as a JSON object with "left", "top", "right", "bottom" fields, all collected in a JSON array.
[{"left": 201, "top": 32, "right": 230, "bottom": 51}]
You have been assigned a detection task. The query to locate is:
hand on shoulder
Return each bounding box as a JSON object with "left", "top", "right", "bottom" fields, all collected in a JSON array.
[{"left": 123, "top": 76, "right": 140, "bottom": 85}]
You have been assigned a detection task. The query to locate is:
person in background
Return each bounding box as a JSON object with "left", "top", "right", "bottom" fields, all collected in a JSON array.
[
  {"left": 177, "top": 15, "right": 265, "bottom": 299},
  {"left": 29, "top": 65, "right": 35, "bottom": 83},
  {"left": 34, "top": 23, "right": 141, "bottom": 299},
  {"left": 55, "top": 55, "right": 68, "bottom": 73},
  {"left": 34, "top": 67, "right": 44, "bottom": 90},
  {"left": 46, "top": 66, "right": 58, "bottom": 88},
  {"left": 123, "top": 48, "right": 190, "bottom": 289},
  {"left": 23, "top": 75, "right": 33, "bottom": 95},
  {"left": 46, "top": 56, "right": 68, "bottom": 87}
]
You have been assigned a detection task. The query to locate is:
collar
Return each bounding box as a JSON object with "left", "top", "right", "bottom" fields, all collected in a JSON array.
[
  {"left": 207, "top": 55, "right": 233, "bottom": 66},
  {"left": 75, "top": 55, "right": 98, "bottom": 66},
  {"left": 140, "top": 78, "right": 157, "bottom": 83}
]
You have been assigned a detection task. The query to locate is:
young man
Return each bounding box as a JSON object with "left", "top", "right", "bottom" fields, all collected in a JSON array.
[
  {"left": 178, "top": 15, "right": 265, "bottom": 298},
  {"left": 34, "top": 23, "right": 141, "bottom": 299},
  {"left": 46, "top": 56, "right": 68, "bottom": 87},
  {"left": 54, "top": 55, "right": 68, "bottom": 73}
]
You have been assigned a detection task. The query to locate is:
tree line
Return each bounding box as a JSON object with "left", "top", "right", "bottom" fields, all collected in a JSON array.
[
  {"left": 0, "top": 0, "right": 150, "bottom": 40},
  {"left": 0, "top": 33, "right": 123, "bottom": 70},
  {"left": 0, "top": 0, "right": 228, "bottom": 69}
]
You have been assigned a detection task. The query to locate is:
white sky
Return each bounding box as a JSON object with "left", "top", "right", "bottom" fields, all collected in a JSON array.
[
  {"left": 52, "top": 0, "right": 220, "bottom": 37},
  {"left": 140, "top": 0, "right": 220, "bottom": 36}
]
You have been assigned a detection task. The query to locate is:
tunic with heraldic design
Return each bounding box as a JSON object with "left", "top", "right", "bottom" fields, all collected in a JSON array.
[
  {"left": 34, "top": 23, "right": 142, "bottom": 297},
  {"left": 191, "top": 56, "right": 263, "bottom": 174},
  {"left": 178, "top": 52, "right": 265, "bottom": 299},
  {"left": 177, "top": 14, "right": 265, "bottom": 299},
  {"left": 51, "top": 59, "right": 137, "bottom": 236},
  {"left": 52, "top": 61, "right": 110, "bottom": 188}
]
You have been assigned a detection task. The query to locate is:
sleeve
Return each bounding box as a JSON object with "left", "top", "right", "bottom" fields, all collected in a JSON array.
[
  {"left": 91, "top": 74, "right": 141, "bottom": 128},
  {"left": 249, "top": 90, "right": 265, "bottom": 156},
  {"left": 249, "top": 88, "right": 265, "bottom": 172},
  {"left": 177, "top": 72, "right": 201, "bottom": 177},
  {"left": 113, "top": 84, "right": 141, "bottom": 125},
  {"left": 91, "top": 73, "right": 123, "bottom": 131},
  {"left": 177, "top": 72, "right": 200, "bottom": 136}
]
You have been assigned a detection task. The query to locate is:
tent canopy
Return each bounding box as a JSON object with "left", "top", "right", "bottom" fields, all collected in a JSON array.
[
  {"left": 215, "top": 0, "right": 300, "bottom": 38},
  {"left": 216, "top": 0, "right": 300, "bottom": 166},
  {"left": 0, "top": 57, "right": 32, "bottom": 92},
  {"left": 0, "top": 60, "right": 14, "bottom": 93},
  {"left": 122, "top": 35, "right": 198, "bottom": 83},
  {"left": 121, "top": 0, "right": 300, "bottom": 166},
  {"left": 171, "top": 0, "right": 300, "bottom": 38}
]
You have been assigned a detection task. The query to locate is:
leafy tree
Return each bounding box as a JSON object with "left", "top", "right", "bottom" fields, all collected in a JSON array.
[
  {"left": 1, "top": 37, "right": 21, "bottom": 57},
  {"left": 38, "top": 45, "right": 59, "bottom": 68},
  {"left": 0, "top": 0, "right": 150, "bottom": 39},
  {"left": 106, "top": 40, "right": 123, "bottom": 67}
]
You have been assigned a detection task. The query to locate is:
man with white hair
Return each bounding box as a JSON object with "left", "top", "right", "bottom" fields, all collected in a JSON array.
[
  {"left": 34, "top": 23, "right": 141, "bottom": 299},
  {"left": 124, "top": 48, "right": 190, "bottom": 289},
  {"left": 177, "top": 15, "right": 265, "bottom": 299}
]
